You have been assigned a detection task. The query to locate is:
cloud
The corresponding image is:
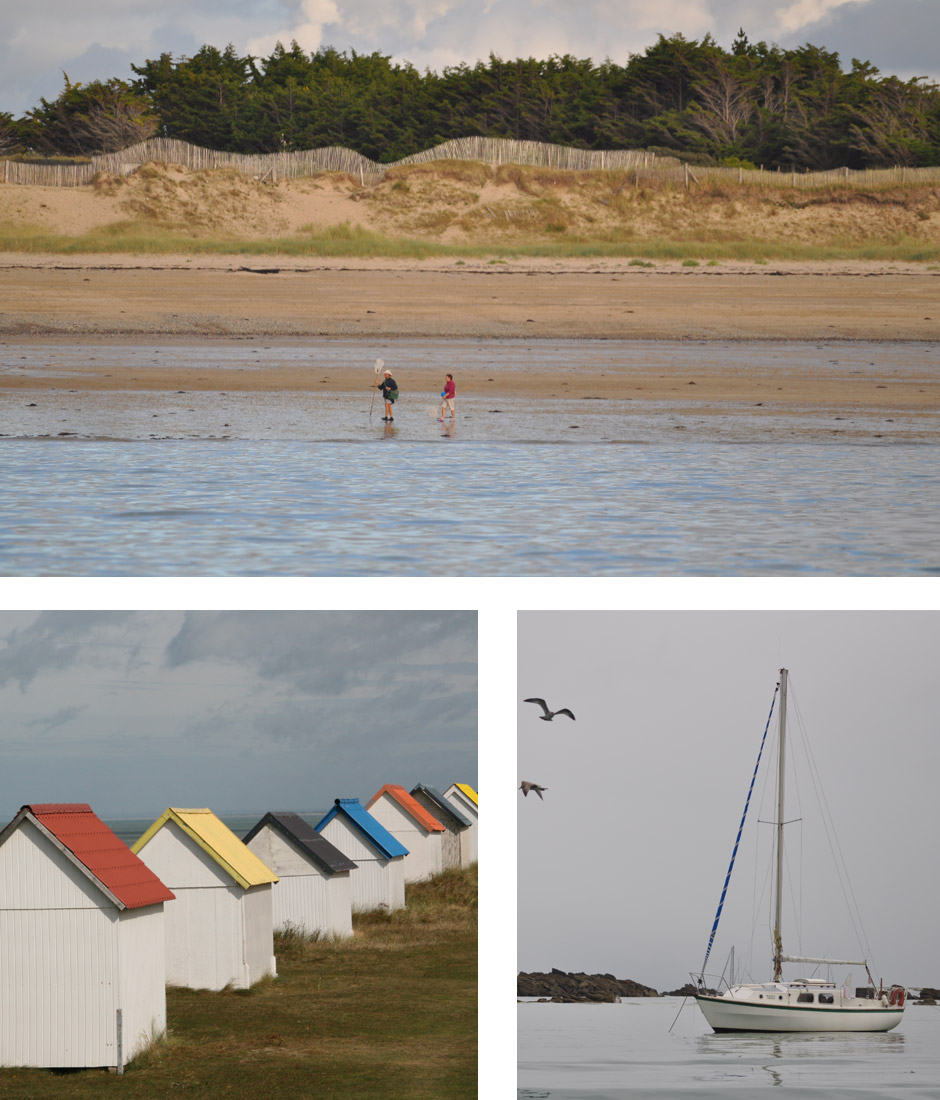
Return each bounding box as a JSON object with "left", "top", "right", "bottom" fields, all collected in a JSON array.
[
  {"left": 247, "top": 0, "right": 341, "bottom": 60},
  {"left": 0, "top": 610, "right": 476, "bottom": 818},
  {"left": 775, "top": 0, "right": 940, "bottom": 80},
  {"left": 25, "top": 704, "right": 88, "bottom": 733},
  {"left": 163, "top": 610, "right": 475, "bottom": 696},
  {"left": 0, "top": 611, "right": 137, "bottom": 690},
  {"left": 773, "top": 0, "right": 864, "bottom": 35}
]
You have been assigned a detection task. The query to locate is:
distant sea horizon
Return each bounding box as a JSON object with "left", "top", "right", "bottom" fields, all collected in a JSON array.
[{"left": 106, "top": 811, "right": 330, "bottom": 846}]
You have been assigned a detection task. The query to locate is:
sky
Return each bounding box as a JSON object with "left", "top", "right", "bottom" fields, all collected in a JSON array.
[
  {"left": 2, "top": 0, "right": 939, "bottom": 118},
  {"left": 0, "top": 609, "right": 477, "bottom": 821},
  {"left": 517, "top": 609, "right": 940, "bottom": 992}
]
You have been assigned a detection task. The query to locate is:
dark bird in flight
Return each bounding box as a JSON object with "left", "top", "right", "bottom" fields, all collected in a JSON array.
[
  {"left": 519, "top": 781, "right": 548, "bottom": 800},
  {"left": 524, "top": 697, "right": 576, "bottom": 721}
]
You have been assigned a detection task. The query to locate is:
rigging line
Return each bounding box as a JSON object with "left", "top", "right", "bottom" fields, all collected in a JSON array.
[
  {"left": 790, "top": 677, "right": 877, "bottom": 970},
  {"left": 700, "top": 683, "right": 778, "bottom": 979},
  {"left": 748, "top": 842, "right": 774, "bottom": 984},
  {"left": 751, "top": 714, "right": 779, "bottom": 979},
  {"left": 782, "top": 821, "right": 804, "bottom": 963}
]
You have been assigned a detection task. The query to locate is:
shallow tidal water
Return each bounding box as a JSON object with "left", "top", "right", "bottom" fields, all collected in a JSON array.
[
  {"left": 3, "top": 337, "right": 939, "bottom": 445},
  {"left": 518, "top": 1000, "right": 940, "bottom": 1099},
  {"left": 1, "top": 438, "right": 938, "bottom": 575},
  {"left": 1, "top": 338, "right": 938, "bottom": 575}
]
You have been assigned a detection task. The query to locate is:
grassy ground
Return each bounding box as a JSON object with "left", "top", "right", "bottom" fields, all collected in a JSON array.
[
  {"left": 0, "top": 865, "right": 477, "bottom": 1100},
  {"left": 2, "top": 220, "right": 938, "bottom": 263}
]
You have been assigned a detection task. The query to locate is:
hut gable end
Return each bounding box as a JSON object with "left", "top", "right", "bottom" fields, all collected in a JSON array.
[
  {"left": 135, "top": 819, "right": 244, "bottom": 890},
  {"left": 410, "top": 784, "right": 473, "bottom": 829},
  {"left": 317, "top": 813, "right": 385, "bottom": 864},
  {"left": 366, "top": 784, "right": 446, "bottom": 835},
  {"left": 248, "top": 823, "right": 329, "bottom": 879},
  {"left": 243, "top": 812, "right": 357, "bottom": 877},
  {"left": 0, "top": 819, "right": 116, "bottom": 911},
  {"left": 314, "top": 799, "right": 409, "bottom": 862},
  {"left": 131, "top": 808, "right": 278, "bottom": 889},
  {"left": 0, "top": 804, "right": 174, "bottom": 911}
]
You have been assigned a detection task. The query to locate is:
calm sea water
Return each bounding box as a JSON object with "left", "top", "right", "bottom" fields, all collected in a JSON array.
[
  {"left": 1, "top": 439, "right": 939, "bottom": 575},
  {"left": 518, "top": 999, "right": 940, "bottom": 1098}
]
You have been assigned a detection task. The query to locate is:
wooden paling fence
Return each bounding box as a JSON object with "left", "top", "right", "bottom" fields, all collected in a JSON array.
[{"left": 4, "top": 137, "right": 940, "bottom": 189}]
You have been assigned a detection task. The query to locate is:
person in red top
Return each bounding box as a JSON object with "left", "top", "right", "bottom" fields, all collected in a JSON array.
[{"left": 439, "top": 373, "right": 456, "bottom": 421}]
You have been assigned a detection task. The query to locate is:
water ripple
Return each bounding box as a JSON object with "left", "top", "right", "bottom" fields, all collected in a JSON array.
[{"left": 1, "top": 440, "right": 938, "bottom": 575}]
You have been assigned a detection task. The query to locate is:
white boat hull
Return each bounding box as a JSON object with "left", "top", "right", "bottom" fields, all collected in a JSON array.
[{"left": 695, "top": 993, "right": 904, "bottom": 1033}]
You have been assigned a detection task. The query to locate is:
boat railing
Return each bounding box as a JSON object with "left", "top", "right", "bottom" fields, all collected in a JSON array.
[{"left": 691, "top": 970, "right": 732, "bottom": 995}]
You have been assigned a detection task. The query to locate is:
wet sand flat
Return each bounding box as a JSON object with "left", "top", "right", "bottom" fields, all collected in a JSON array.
[{"left": 2, "top": 338, "right": 938, "bottom": 443}]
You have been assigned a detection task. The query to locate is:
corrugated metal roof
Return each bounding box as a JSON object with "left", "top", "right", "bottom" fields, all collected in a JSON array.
[
  {"left": 11, "top": 803, "right": 176, "bottom": 910},
  {"left": 132, "top": 808, "right": 278, "bottom": 890},
  {"left": 314, "top": 799, "right": 409, "bottom": 860},
  {"left": 366, "top": 784, "right": 446, "bottom": 832},
  {"left": 453, "top": 783, "right": 479, "bottom": 806},
  {"left": 243, "top": 812, "right": 358, "bottom": 874},
  {"left": 410, "top": 784, "right": 473, "bottom": 828}
]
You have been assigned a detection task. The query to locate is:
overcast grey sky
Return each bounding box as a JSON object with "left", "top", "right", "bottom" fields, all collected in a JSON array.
[
  {"left": 0, "top": 609, "right": 477, "bottom": 821},
  {"left": 2, "top": 0, "right": 938, "bottom": 118},
  {"left": 518, "top": 610, "right": 940, "bottom": 992}
]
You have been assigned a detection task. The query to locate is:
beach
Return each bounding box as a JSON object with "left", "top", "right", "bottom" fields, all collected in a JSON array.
[
  {"left": 1, "top": 255, "right": 938, "bottom": 421},
  {"left": 1, "top": 252, "right": 938, "bottom": 575}
]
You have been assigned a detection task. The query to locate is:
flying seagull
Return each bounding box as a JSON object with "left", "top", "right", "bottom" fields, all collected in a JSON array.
[
  {"left": 519, "top": 781, "right": 548, "bottom": 800},
  {"left": 524, "top": 698, "right": 576, "bottom": 721}
]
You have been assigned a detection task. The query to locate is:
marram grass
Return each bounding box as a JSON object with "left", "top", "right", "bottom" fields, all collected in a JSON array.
[{"left": 0, "top": 219, "right": 937, "bottom": 263}]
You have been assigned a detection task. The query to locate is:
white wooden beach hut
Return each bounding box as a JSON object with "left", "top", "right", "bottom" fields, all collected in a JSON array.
[
  {"left": 243, "top": 812, "right": 357, "bottom": 939},
  {"left": 132, "top": 807, "right": 278, "bottom": 991},
  {"left": 365, "top": 784, "right": 446, "bottom": 883},
  {"left": 410, "top": 783, "right": 472, "bottom": 870},
  {"left": 443, "top": 783, "right": 478, "bottom": 864},
  {"left": 314, "top": 798, "right": 408, "bottom": 912},
  {"left": 0, "top": 803, "right": 174, "bottom": 1070}
]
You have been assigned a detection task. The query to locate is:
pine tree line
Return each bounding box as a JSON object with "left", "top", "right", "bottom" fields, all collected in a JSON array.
[{"left": 3, "top": 32, "right": 939, "bottom": 170}]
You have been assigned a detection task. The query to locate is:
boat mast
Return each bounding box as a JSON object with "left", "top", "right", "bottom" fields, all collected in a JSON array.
[{"left": 773, "top": 668, "right": 788, "bottom": 981}]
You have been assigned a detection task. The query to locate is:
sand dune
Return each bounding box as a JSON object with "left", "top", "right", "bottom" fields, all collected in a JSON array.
[{"left": 3, "top": 159, "right": 940, "bottom": 247}]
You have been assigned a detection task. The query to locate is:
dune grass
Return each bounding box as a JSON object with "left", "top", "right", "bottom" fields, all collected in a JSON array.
[
  {"left": 0, "top": 865, "right": 477, "bottom": 1100},
  {"left": 3, "top": 159, "right": 940, "bottom": 263},
  {"left": 0, "top": 218, "right": 938, "bottom": 263}
]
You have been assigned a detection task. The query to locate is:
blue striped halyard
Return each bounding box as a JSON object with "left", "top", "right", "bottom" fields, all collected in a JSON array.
[{"left": 700, "top": 683, "right": 779, "bottom": 978}]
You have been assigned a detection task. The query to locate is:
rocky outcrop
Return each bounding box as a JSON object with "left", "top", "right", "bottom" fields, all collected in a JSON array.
[
  {"left": 518, "top": 968, "right": 659, "bottom": 1002},
  {"left": 662, "top": 983, "right": 706, "bottom": 997}
]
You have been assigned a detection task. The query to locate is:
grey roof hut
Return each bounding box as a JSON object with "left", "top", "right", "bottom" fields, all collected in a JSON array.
[
  {"left": 243, "top": 812, "right": 358, "bottom": 939},
  {"left": 410, "top": 783, "right": 473, "bottom": 870}
]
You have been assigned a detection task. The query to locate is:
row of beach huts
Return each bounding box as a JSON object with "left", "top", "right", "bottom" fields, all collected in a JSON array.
[{"left": 0, "top": 781, "right": 478, "bottom": 1071}]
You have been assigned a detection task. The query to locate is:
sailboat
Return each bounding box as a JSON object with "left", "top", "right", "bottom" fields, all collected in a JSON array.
[{"left": 693, "top": 668, "right": 905, "bottom": 1033}]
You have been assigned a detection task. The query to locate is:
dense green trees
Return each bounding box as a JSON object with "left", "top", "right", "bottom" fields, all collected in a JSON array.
[
  {"left": 21, "top": 77, "right": 157, "bottom": 155},
  {"left": 5, "top": 33, "right": 940, "bottom": 169}
]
